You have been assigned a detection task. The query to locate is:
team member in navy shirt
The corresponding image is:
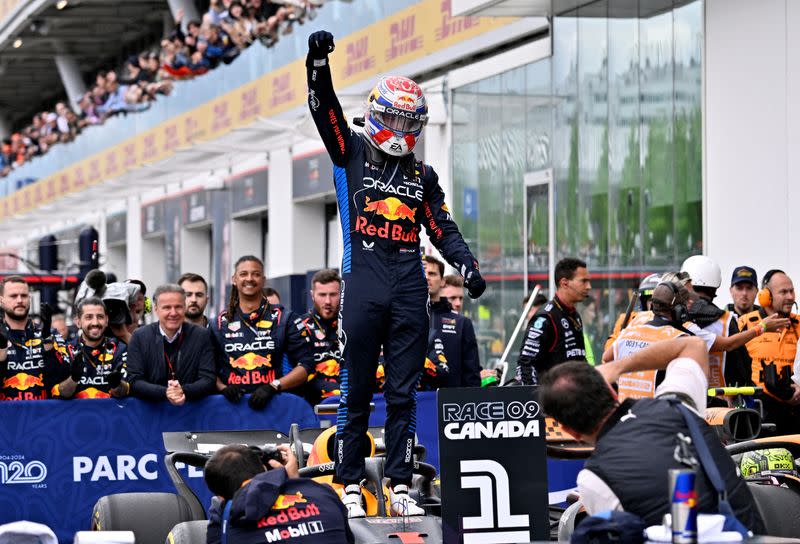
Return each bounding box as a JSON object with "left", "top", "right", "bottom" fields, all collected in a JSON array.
[{"left": 212, "top": 255, "right": 314, "bottom": 410}]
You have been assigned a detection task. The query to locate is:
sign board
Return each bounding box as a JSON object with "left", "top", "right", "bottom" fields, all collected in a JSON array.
[
  {"left": 293, "top": 151, "right": 334, "bottom": 201},
  {"left": 141, "top": 201, "right": 165, "bottom": 237},
  {"left": 106, "top": 213, "right": 127, "bottom": 246},
  {"left": 231, "top": 169, "right": 269, "bottom": 215},
  {"left": 438, "top": 385, "right": 549, "bottom": 543},
  {"left": 184, "top": 190, "right": 210, "bottom": 226}
]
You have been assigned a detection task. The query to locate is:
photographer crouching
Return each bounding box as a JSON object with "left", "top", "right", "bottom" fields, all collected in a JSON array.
[{"left": 204, "top": 444, "right": 354, "bottom": 543}]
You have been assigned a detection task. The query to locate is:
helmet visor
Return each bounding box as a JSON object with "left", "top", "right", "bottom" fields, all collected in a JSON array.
[{"left": 372, "top": 110, "right": 424, "bottom": 134}]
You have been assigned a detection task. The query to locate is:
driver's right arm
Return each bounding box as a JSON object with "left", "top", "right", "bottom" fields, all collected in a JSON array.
[{"left": 306, "top": 31, "right": 353, "bottom": 167}]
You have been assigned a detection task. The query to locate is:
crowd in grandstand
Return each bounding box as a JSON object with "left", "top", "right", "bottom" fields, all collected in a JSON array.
[{"left": 0, "top": 0, "right": 324, "bottom": 177}]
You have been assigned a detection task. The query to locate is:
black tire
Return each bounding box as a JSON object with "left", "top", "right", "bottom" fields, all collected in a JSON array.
[
  {"left": 92, "top": 492, "right": 195, "bottom": 544},
  {"left": 166, "top": 520, "right": 208, "bottom": 544}
]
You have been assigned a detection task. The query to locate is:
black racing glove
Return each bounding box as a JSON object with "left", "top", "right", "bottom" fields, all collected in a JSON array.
[
  {"left": 222, "top": 384, "right": 243, "bottom": 403},
  {"left": 308, "top": 30, "right": 335, "bottom": 60},
  {"left": 463, "top": 264, "right": 486, "bottom": 299},
  {"left": 248, "top": 384, "right": 278, "bottom": 410},
  {"left": 0, "top": 328, "right": 7, "bottom": 350},
  {"left": 107, "top": 369, "right": 123, "bottom": 389},
  {"left": 70, "top": 352, "right": 85, "bottom": 383},
  {"left": 40, "top": 303, "right": 53, "bottom": 338}
]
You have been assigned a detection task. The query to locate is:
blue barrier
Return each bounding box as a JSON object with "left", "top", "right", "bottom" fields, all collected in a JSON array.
[
  {"left": 0, "top": 394, "right": 317, "bottom": 543},
  {"left": 0, "top": 391, "right": 582, "bottom": 543}
]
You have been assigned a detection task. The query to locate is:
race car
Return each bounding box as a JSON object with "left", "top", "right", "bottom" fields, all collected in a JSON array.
[{"left": 90, "top": 423, "right": 443, "bottom": 544}]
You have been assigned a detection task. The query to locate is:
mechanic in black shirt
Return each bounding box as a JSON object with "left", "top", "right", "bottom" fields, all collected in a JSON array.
[
  {"left": 301, "top": 269, "right": 342, "bottom": 406},
  {"left": 205, "top": 444, "right": 353, "bottom": 544},
  {"left": 425, "top": 255, "right": 480, "bottom": 387},
  {"left": 54, "top": 297, "right": 128, "bottom": 399},
  {"left": 212, "top": 255, "right": 314, "bottom": 410},
  {"left": 514, "top": 258, "right": 591, "bottom": 385}
]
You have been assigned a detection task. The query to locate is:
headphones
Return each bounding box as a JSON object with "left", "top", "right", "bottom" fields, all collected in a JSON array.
[
  {"left": 758, "top": 269, "right": 784, "bottom": 308},
  {"left": 659, "top": 281, "right": 689, "bottom": 324}
]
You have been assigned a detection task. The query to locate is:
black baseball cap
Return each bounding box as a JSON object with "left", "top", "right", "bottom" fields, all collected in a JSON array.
[{"left": 731, "top": 266, "right": 758, "bottom": 287}]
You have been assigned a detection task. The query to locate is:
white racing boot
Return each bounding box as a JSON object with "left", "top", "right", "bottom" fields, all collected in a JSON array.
[
  {"left": 389, "top": 484, "right": 425, "bottom": 516},
  {"left": 342, "top": 484, "right": 366, "bottom": 518}
]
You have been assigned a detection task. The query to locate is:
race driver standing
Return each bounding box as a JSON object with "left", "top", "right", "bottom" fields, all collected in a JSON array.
[{"left": 306, "top": 31, "right": 486, "bottom": 517}]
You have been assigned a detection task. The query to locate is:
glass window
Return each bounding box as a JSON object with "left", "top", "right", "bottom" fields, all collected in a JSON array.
[{"left": 452, "top": 0, "right": 703, "bottom": 369}]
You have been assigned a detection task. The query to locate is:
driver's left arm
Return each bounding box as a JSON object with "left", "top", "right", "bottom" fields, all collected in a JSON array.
[{"left": 421, "top": 165, "right": 479, "bottom": 278}]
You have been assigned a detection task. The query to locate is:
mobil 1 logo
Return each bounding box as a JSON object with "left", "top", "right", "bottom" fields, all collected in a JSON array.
[{"left": 438, "top": 386, "right": 548, "bottom": 544}]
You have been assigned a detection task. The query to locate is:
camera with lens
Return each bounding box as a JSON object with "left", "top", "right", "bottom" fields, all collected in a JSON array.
[{"left": 250, "top": 444, "right": 283, "bottom": 468}]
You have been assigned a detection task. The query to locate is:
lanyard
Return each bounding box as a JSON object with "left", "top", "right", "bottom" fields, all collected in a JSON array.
[
  {"left": 78, "top": 338, "right": 112, "bottom": 376},
  {"left": 2, "top": 320, "right": 36, "bottom": 360},
  {"left": 221, "top": 499, "right": 232, "bottom": 544},
  {"left": 238, "top": 298, "right": 271, "bottom": 337},
  {"left": 164, "top": 332, "right": 184, "bottom": 380}
]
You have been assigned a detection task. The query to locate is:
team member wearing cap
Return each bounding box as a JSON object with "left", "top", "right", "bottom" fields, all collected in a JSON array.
[
  {"left": 727, "top": 266, "right": 760, "bottom": 317},
  {"left": 738, "top": 270, "right": 800, "bottom": 433}
]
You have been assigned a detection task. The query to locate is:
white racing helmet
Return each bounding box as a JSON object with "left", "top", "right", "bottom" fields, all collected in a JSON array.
[{"left": 681, "top": 255, "right": 722, "bottom": 289}]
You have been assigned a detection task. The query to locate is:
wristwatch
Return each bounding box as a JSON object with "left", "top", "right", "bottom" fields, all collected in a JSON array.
[{"left": 270, "top": 379, "right": 282, "bottom": 392}]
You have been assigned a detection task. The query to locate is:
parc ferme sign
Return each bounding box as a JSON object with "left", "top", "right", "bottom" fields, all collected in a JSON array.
[{"left": 438, "top": 386, "right": 549, "bottom": 543}]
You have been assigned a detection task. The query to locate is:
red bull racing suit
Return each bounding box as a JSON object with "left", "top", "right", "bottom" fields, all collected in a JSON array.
[
  {"left": 57, "top": 338, "right": 127, "bottom": 399},
  {"left": 307, "top": 54, "right": 481, "bottom": 484},
  {"left": 301, "top": 310, "right": 341, "bottom": 405},
  {"left": 212, "top": 300, "right": 314, "bottom": 393},
  {"left": 0, "top": 322, "right": 70, "bottom": 401}
]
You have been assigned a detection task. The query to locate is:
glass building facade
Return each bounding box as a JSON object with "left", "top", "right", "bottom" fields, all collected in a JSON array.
[{"left": 452, "top": 0, "right": 703, "bottom": 368}]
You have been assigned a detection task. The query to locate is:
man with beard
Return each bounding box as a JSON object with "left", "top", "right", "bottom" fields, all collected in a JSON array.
[
  {"left": 301, "top": 269, "right": 342, "bottom": 405},
  {"left": 212, "top": 255, "right": 314, "bottom": 409},
  {"left": 54, "top": 297, "right": 128, "bottom": 399},
  {"left": 179, "top": 273, "right": 209, "bottom": 327},
  {"left": 0, "top": 276, "right": 70, "bottom": 400}
]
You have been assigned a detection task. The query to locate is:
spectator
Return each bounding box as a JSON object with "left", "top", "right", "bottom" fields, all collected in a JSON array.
[
  {"left": 50, "top": 313, "right": 69, "bottom": 340},
  {"left": 0, "top": 276, "right": 70, "bottom": 401},
  {"left": 539, "top": 337, "right": 764, "bottom": 532},
  {"left": 178, "top": 273, "right": 209, "bottom": 327},
  {"left": 424, "top": 256, "right": 480, "bottom": 388},
  {"left": 301, "top": 269, "right": 341, "bottom": 405},
  {"left": 263, "top": 286, "right": 280, "bottom": 305},
  {"left": 126, "top": 284, "right": 216, "bottom": 404},
  {"left": 205, "top": 444, "right": 354, "bottom": 544},
  {"left": 0, "top": 1, "right": 329, "bottom": 178},
  {"left": 54, "top": 297, "right": 129, "bottom": 399},
  {"left": 441, "top": 274, "right": 464, "bottom": 313}
]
